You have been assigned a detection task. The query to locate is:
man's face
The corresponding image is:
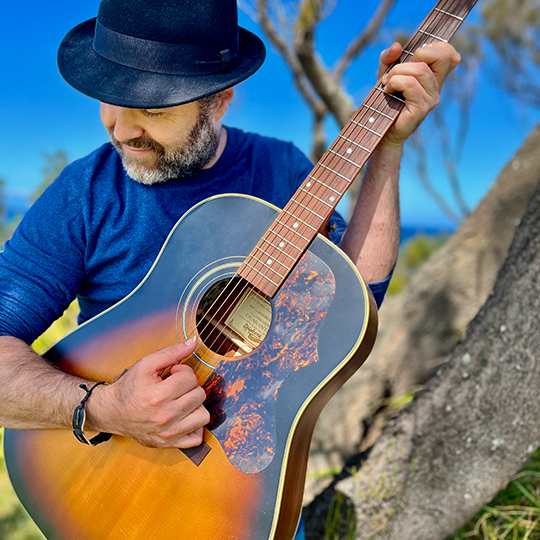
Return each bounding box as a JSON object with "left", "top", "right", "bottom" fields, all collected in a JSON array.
[{"left": 100, "top": 96, "right": 222, "bottom": 184}]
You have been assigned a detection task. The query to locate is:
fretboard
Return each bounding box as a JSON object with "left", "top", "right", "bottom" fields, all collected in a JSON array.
[{"left": 238, "top": 0, "right": 478, "bottom": 297}]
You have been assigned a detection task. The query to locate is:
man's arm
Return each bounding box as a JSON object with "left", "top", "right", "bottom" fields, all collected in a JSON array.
[
  {"left": 0, "top": 335, "right": 209, "bottom": 449},
  {"left": 340, "top": 42, "right": 461, "bottom": 283}
]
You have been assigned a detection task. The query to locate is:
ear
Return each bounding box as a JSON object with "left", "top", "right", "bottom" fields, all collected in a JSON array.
[{"left": 213, "top": 88, "right": 234, "bottom": 121}]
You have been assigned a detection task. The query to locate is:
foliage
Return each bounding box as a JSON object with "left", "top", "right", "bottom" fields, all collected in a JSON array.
[
  {"left": 31, "top": 301, "right": 79, "bottom": 355},
  {"left": 31, "top": 150, "right": 68, "bottom": 203},
  {"left": 481, "top": 0, "right": 540, "bottom": 108},
  {"left": 387, "top": 233, "right": 449, "bottom": 295},
  {"left": 448, "top": 448, "right": 540, "bottom": 540}
]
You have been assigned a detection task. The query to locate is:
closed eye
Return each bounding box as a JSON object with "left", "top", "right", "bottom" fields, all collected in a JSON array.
[{"left": 142, "top": 109, "right": 164, "bottom": 118}]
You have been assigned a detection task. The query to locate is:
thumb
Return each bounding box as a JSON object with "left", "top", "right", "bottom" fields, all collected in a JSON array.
[{"left": 139, "top": 338, "right": 198, "bottom": 377}]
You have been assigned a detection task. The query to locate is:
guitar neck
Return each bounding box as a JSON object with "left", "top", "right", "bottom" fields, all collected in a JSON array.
[{"left": 239, "top": 0, "right": 478, "bottom": 298}]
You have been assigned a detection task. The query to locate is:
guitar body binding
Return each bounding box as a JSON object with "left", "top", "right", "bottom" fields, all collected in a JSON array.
[{"left": 4, "top": 194, "right": 377, "bottom": 540}]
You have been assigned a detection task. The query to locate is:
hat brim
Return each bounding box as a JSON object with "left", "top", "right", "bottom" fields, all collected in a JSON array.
[{"left": 58, "top": 18, "right": 266, "bottom": 108}]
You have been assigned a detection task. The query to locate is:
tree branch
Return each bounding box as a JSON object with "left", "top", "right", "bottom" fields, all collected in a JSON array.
[
  {"left": 409, "top": 131, "right": 463, "bottom": 225},
  {"left": 334, "top": 0, "right": 398, "bottom": 80},
  {"left": 432, "top": 108, "right": 471, "bottom": 219},
  {"left": 294, "top": 0, "right": 355, "bottom": 126},
  {"left": 256, "top": 0, "right": 327, "bottom": 114},
  {"left": 311, "top": 108, "right": 327, "bottom": 162}
]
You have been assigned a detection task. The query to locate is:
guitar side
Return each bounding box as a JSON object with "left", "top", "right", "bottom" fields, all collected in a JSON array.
[{"left": 4, "top": 194, "right": 377, "bottom": 540}]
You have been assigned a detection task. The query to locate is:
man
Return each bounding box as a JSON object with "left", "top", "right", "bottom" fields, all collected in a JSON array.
[{"left": 0, "top": 0, "right": 460, "bottom": 537}]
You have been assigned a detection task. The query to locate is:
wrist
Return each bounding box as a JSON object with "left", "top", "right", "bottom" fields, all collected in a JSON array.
[
  {"left": 84, "top": 382, "right": 116, "bottom": 434},
  {"left": 376, "top": 136, "right": 405, "bottom": 155}
]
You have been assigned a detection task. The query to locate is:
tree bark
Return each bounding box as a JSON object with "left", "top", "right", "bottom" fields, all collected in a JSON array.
[
  {"left": 304, "top": 122, "right": 540, "bottom": 505},
  {"left": 305, "top": 125, "right": 540, "bottom": 539}
]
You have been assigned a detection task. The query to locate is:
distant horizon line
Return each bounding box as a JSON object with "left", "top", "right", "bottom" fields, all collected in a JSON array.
[{"left": 2, "top": 191, "right": 459, "bottom": 233}]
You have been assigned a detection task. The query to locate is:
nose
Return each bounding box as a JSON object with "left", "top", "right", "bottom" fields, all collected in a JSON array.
[{"left": 100, "top": 103, "right": 145, "bottom": 142}]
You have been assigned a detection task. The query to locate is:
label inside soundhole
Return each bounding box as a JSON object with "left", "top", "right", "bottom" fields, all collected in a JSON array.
[{"left": 196, "top": 278, "right": 272, "bottom": 357}]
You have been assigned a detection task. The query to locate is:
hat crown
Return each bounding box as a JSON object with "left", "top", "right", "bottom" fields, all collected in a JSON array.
[
  {"left": 57, "top": 0, "right": 265, "bottom": 108},
  {"left": 97, "top": 0, "right": 239, "bottom": 49}
]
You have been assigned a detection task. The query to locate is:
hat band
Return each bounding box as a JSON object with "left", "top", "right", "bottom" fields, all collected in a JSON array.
[{"left": 93, "top": 20, "right": 239, "bottom": 76}]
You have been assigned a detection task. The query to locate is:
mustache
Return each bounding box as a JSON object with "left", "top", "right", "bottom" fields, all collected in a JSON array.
[{"left": 107, "top": 128, "right": 165, "bottom": 155}]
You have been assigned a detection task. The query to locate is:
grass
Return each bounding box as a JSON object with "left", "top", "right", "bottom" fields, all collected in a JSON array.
[
  {"left": 449, "top": 449, "right": 540, "bottom": 540},
  {"left": 388, "top": 234, "right": 449, "bottom": 295},
  {"left": 324, "top": 448, "right": 540, "bottom": 540},
  {"left": 1, "top": 246, "right": 539, "bottom": 539}
]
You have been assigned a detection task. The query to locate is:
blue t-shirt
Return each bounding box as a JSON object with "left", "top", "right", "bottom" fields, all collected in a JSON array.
[
  {"left": 0, "top": 127, "right": 390, "bottom": 540},
  {"left": 0, "top": 127, "right": 388, "bottom": 343}
]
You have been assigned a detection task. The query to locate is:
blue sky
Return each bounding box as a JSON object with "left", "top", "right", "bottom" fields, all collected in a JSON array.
[{"left": 2, "top": 0, "right": 539, "bottom": 228}]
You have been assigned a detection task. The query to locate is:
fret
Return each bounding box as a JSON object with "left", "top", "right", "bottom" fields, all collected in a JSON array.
[
  {"left": 250, "top": 251, "right": 288, "bottom": 274},
  {"left": 301, "top": 187, "right": 333, "bottom": 208},
  {"left": 338, "top": 135, "right": 372, "bottom": 154},
  {"left": 259, "top": 237, "right": 296, "bottom": 262},
  {"left": 434, "top": 8, "right": 464, "bottom": 21},
  {"left": 275, "top": 219, "right": 311, "bottom": 242},
  {"left": 282, "top": 210, "right": 318, "bottom": 232},
  {"left": 375, "top": 86, "right": 406, "bottom": 103},
  {"left": 328, "top": 149, "right": 361, "bottom": 168},
  {"left": 308, "top": 176, "right": 342, "bottom": 195},
  {"left": 292, "top": 199, "right": 325, "bottom": 220},
  {"left": 362, "top": 104, "right": 395, "bottom": 121},
  {"left": 319, "top": 163, "right": 352, "bottom": 183},
  {"left": 350, "top": 119, "right": 383, "bottom": 138},
  {"left": 418, "top": 29, "right": 448, "bottom": 42},
  {"left": 242, "top": 261, "right": 280, "bottom": 287},
  {"left": 237, "top": 0, "right": 478, "bottom": 297},
  {"left": 266, "top": 230, "right": 304, "bottom": 252}
]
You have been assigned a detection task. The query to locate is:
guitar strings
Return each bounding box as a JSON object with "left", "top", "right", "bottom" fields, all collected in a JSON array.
[
  {"left": 310, "top": 0, "right": 467, "bottom": 204},
  {"left": 204, "top": 0, "right": 470, "bottom": 350},
  {"left": 186, "top": 0, "right": 465, "bottom": 363},
  {"left": 181, "top": 0, "right": 473, "bottom": 370}
]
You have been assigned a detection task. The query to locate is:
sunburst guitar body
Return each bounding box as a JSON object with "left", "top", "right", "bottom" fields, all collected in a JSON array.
[{"left": 4, "top": 194, "right": 377, "bottom": 540}]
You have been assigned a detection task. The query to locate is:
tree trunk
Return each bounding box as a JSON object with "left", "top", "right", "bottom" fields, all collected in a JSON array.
[
  {"left": 304, "top": 122, "right": 540, "bottom": 503},
  {"left": 305, "top": 125, "right": 540, "bottom": 539}
]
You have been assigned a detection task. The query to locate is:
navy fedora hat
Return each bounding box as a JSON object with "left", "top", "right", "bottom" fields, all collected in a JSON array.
[{"left": 57, "top": 0, "right": 266, "bottom": 109}]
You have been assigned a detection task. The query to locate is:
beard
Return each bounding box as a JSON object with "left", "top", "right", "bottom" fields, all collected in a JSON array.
[{"left": 107, "top": 101, "right": 222, "bottom": 185}]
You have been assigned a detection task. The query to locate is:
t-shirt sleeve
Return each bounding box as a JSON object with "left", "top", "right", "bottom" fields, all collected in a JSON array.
[
  {"left": 0, "top": 171, "right": 86, "bottom": 344},
  {"left": 288, "top": 142, "right": 391, "bottom": 308}
]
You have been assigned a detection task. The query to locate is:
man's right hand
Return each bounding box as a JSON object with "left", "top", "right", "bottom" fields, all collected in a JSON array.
[{"left": 88, "top": 338, "right": 210, "bottom": 449}]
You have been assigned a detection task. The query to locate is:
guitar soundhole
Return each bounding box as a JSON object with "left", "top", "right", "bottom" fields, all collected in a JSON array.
[{"left": 196, "top": 277, "right": 272, "bottom": 357}]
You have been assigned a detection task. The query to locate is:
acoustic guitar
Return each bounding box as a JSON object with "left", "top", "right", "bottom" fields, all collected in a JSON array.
[{"left": 4, "top": 1, "right": 477, "bottom": 538}]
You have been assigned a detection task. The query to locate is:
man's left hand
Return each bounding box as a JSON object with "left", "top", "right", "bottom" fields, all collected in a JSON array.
[{"left": 377, "top": 42, "right": 461, "bottom": 148}]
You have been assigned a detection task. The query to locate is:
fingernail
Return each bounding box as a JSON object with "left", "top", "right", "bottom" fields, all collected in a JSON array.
[
  {"left": 382, "top": 74, "right": 388, "bottom": 85},
  {"left": 185, "top": 337, "right": 197, "bottom": 346}
]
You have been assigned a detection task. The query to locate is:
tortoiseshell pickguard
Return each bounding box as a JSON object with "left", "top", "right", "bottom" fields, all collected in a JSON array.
[{"left": 202, "top": 251, "right": 335, "bottom": 474}]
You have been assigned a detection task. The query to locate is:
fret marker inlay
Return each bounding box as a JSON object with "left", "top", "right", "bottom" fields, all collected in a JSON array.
[{"left": 237, "top": 0, "right": 478, "bottom": 298}]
